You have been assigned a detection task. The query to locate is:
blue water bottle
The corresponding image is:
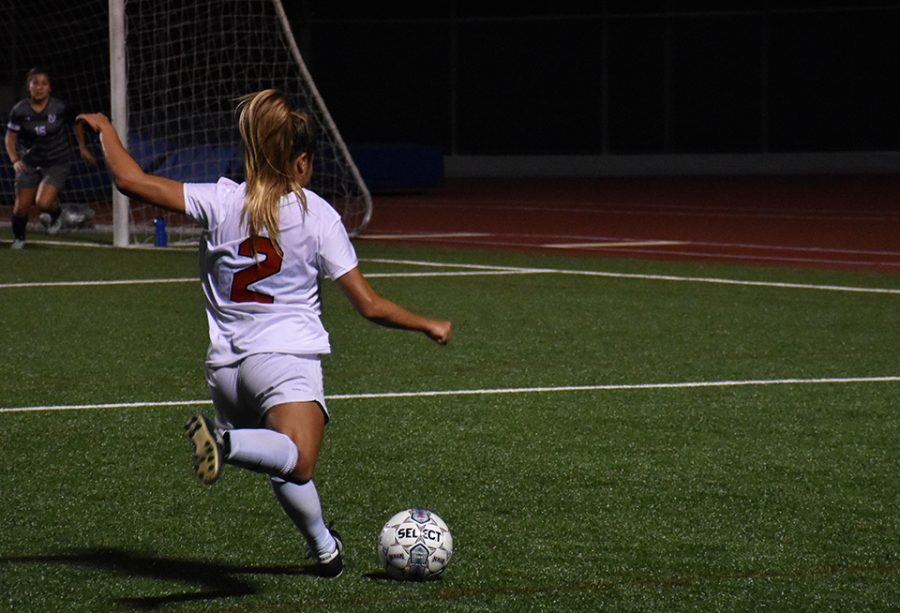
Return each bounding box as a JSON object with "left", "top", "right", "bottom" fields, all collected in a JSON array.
[{"left": 154, "top": 217, "right": 168, "bottom": 247}]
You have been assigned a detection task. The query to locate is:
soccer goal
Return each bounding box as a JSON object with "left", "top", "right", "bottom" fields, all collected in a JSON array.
[{"left": 4, "top": 0, "right": 372, "bottom": 246}]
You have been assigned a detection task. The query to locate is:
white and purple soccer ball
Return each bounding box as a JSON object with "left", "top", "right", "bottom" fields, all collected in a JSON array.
[{"left": 377, "top": 508, "right": 453, "bottom": 580}]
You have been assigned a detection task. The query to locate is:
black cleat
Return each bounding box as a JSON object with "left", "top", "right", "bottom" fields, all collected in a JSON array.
[
  {"left": 312, "top": 527, "right": 344, "bottom": 578},
  {"left": 185, "top": 414, "right": 223, "bottom": 485}
]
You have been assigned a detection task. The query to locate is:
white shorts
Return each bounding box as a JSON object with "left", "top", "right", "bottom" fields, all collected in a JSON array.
[{"left": 206, "top": 353, "right": 329, "bottom": 428}]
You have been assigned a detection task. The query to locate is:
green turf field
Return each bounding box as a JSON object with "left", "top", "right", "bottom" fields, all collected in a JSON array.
[{"left": 1, "top": 240, "right": 898, "bottom": 611}]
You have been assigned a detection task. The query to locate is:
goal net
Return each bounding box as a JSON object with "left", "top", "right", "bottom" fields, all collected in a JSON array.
[
  {"left": 2, "top": 0, "right": 372, "bottom": 246},
  {"left": 1, "top": 0, "right": 110, "bottom": 232}
]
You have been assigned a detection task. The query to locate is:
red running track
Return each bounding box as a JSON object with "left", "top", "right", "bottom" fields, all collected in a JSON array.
[{"left": 358, "top": 175, "right": 900, "bottom": 273}]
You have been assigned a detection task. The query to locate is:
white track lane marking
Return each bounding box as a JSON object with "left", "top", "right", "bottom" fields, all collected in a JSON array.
[
  {"left": 2, "top": 376, "right": 898, "bottom": 413},
  {"left": 505, "top": 233, "right": 900, "bottom": 258},
  {"left": 360, "top": 232, "right": 492, "bottom": 240},
  {"left": 544, "top": 240, "right": 687, "bottom": 249},
  {"left": 404, "top": 200, "right": 900, "bottom": 223},
  {"left": 366, "top": 270, "right": 537, "bottom": 278}
]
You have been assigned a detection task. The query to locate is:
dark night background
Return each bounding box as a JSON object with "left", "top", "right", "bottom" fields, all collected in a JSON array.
[
  {"left": 2, "top": 1, "right": 900, "bottom": 176},
  {"left": 289, "top": 1, "right": 900, "bottom": 157}
]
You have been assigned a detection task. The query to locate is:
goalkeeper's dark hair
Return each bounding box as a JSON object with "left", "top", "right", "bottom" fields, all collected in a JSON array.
[
  {"left": 25, "top": 66, "right": 51, "bottom": 86},
  {"left": 235, "top": 89, "right": 318, "bottom": 249}
]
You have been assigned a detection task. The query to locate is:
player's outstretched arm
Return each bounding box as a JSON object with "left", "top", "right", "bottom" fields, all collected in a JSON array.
[
  {"left": 76, "top": 113, "right": 184, "bottom": 212},
  {"left": 335, "top": 268, "right": 452, "bottom": 345},
  {"left": 73, "top": 119, "right": 98, "bottom": 168}
]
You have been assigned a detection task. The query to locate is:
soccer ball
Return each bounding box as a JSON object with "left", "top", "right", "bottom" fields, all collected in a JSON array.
[{"left": 377, "top": 508, "right": 453, "bottom": 580}]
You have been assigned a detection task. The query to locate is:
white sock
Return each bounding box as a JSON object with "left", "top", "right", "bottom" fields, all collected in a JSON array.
[
  {"left": 224, "top": 429, "right": 298, "bottom": 479},
  {"left": 269, "top": 477, "right": 336, "bottom": 556}
]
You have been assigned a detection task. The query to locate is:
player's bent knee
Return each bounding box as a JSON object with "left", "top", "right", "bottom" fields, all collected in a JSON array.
[
  {"left": 290, "top": 458, "right": 316, "bottom": 484},
  {"left": 291, "top": 449, "right": 316, "bottom": 482}
]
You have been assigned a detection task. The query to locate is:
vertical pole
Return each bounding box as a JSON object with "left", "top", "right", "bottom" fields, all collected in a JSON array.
[{"left": 109, "top": 0, "right": 129, "bottom": 247}]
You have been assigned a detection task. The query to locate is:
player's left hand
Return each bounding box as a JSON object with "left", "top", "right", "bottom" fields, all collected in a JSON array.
[
  {"left": 75, "top": 113, "right": 111, "bottom": 133},
  {"left": 426, "top": 320, "right": 453, "bottom": 345}
]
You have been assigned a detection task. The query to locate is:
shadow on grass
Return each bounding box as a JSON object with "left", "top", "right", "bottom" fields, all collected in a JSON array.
[{"left": 1, "top": 547, "right": 313, "bottom": 610}]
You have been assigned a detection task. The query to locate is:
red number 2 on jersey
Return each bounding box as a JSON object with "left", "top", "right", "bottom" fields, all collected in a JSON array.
[{"left": 230, "top": 236, "right": 283, "bottom": 304}]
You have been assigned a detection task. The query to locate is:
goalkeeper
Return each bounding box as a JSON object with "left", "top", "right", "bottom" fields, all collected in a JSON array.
[
  {"left": 5, "top": 67, "right": 96, "bottom": 249},
  {"left": 77, "top": 90, "right": 451, "bottom": 578}
]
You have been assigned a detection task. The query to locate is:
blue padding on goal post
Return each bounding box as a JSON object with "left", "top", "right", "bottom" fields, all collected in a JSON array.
[
  {"left": 154, "top": 145, "right": 243, "bottom": 183},
  {"left": 349, "top": 144, "right": 443, "bottom": 192}
]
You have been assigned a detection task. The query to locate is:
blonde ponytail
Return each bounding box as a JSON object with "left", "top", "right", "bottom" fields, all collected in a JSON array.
[{"left": 236, "top": 89, "right": 317, "bottom": 248}]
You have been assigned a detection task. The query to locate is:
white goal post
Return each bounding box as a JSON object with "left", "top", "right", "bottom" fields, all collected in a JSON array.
[
  {"left": 107, "top": 0, "right": 372, "bottom": 246},
  {"left": 2, "top": 0, "right": 371, "bottom": 244},
  {"left": 109, "top": 0, "right": 128, "bottom": 246}
]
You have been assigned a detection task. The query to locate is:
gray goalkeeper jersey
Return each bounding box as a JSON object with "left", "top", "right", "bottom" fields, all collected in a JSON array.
[{"left": 6, "top": 97, "right": 73, "bottom": 166}]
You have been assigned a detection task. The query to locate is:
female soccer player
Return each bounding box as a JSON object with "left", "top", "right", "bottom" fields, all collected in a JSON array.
[
  {"left": 77, "top": 90, "right": 451, "bottom": 578},
  {"left": 5, "top": 67, "right": 96, "bottom": 249}
]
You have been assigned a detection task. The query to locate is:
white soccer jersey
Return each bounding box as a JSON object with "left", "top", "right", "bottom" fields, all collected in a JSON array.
[{"left": 184, "top": 178, "right": 358, "bottom": 367}]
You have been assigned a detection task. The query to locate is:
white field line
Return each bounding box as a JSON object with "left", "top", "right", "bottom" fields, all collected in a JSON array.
[
  {"left": 2, "top": 238, "right": 195, "bottom": 251},
  {"left": 529, "top": 234, "right": 900, "bottom": 257},
  {"left": 1, "top": 257, "right": 896, "bottom": 294},
  {"left": 364, "top": 234, "right": 900, "bottom": 268},
  {"left": 554, "top": 246, "right": 900, "bottom": 270},
  {"left": 653, "top": 238, "right": 900, "bottom": 258},
  {"left": 361, "top": 258, "right": 900, "bottom": 295},
  {"left": 0, "top": 278, "right": 197, "bottom": 289},
  {"left": 546, "top": 268, "right": 900, "bottom": 294},
  {"left": 0, "top": 271, "right": 535, "bottom": 290},
  {"left": 21, "top": 232, "right": 900, "bottom": 258},
  {"left": 2, "top": 376, "right": 898, "bottom": 414}
]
